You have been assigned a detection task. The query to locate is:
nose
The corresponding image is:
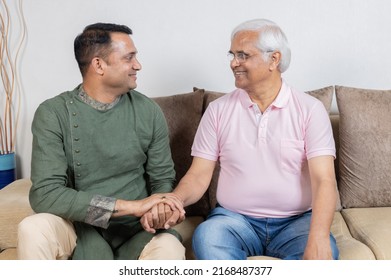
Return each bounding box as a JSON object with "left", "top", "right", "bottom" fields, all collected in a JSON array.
[
  {"left": 133, "top": 57, "right": 142, "bottom": 71},
  {"left": 230, "top": 57, "right": 240, "bottom": 68}
]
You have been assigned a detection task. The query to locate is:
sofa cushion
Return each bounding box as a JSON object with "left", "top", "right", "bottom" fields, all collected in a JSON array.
[
  {"left": 152, "top": 89, "right": 209, "bottom": 217},
  {"left": 330, "top": 211, "right": 375, "bottom": 259},
  {"left": 172, "top": 216, "right": 204, "bottom": 260},
  {"left": 0, "top": 179, "right": 33, "bottom": 252},
  {"left": 336, "top": 86, "right": 391, "bottom": 208},
  {"left": 306, "top": 86, "right": 334, "bottom": 113},
  {"left": 0, "top": 248, "right": 17, "bottom": 260},
  {"left": 341, "top": 207, "right": 391, "bottom": 259}
]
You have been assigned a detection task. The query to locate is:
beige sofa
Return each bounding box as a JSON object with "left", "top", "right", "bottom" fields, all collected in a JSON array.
[{"left": 1, "top": 85, "right": 390, "bottom": 260}]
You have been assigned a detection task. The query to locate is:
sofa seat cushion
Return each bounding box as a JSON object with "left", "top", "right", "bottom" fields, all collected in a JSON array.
[
  {"left": 0, "top": 248, "right": 17, "bottom": 260},
  {"left": 341, "top": 207, "right": 391, "bottom": 260},
  {"left": 0, "top": 179, "right": 33, "bottom": 251},
  {"left": 172, "top": 216, "right": 204, "bottom": 260},
  {"left": 331, "top": 211, "right": 375, "bottom": 259}
]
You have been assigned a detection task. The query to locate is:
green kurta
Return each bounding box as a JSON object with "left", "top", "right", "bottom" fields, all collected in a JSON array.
[{"left": 29, "top": 85, "right": 179, "bottom": 259}]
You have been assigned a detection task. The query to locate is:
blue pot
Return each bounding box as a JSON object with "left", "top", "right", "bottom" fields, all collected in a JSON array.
[{"left": 0, "top": 152, "right": 16, "bottom": 190}]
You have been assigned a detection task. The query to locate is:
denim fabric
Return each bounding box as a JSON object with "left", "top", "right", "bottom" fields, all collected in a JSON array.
[{"left": 192, "top": 206, "right": 339, "bottom": 260}]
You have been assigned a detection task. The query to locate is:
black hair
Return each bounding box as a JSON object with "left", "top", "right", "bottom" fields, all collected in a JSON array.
[{"left": 74, "top": 23, "right": 132, "bottom": 76}]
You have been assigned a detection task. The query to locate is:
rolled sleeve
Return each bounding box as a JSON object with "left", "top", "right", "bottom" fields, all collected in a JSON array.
[{"left": 85, "top": 195, "right": 116, "bottom": 229}]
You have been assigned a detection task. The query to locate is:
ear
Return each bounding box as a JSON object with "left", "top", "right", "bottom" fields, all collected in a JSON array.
[
  {"left": 269, "top": 51, "right": 281, "bottom": 71},
  {"left": 90, "top": 57, "right": 106, "bottom": 75}
]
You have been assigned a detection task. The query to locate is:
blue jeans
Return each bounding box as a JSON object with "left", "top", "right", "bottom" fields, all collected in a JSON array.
[{"left": 192, "top": 206, "right": 339, "bottom": 260}]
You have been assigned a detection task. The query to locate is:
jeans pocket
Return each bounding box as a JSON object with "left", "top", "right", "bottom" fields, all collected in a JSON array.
[{"left": 280, "top": 139, "right": 305, "bottom": 174}]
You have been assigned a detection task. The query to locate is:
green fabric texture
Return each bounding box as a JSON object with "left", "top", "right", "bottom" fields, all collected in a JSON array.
[{"left": 72, "top": 221, "right": 181, "bottom": 260}]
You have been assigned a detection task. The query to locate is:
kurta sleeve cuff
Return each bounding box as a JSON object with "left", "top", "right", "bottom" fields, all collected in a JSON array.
[{"left": 85, "top": 195, "right": 116, "bottom": 229}]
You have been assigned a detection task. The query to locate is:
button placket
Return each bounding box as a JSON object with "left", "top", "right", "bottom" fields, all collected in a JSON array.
[
  {"left": 69, "top": 100, "right": 82, "bottom": 178},
  {"left": 258, "top": 109, "right": 270, "bottom": 143}
]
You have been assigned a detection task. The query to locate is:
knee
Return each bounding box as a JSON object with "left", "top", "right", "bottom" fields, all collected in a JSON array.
[
  {"left": 18, "top": 215, "right": 42, "bottom": 237},
  {"left": 192, "top": 220, "right": 217, "bottom": 244},
  {"left": 192, "top": 219, "right": 229, "bottom": 250},
  {"left": 139, "top": 233, "right": 185, "bottom": 260},
  {"left": 18, "top": 213, "right": 53, "bottom": 236},
  {"left": 18, "top": 213, "right": 70, "bottom": 243}
]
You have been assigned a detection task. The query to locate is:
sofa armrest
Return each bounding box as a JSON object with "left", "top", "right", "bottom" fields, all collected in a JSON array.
[{"left": 0, "top": 179, "right": 33, "bottom": 251}]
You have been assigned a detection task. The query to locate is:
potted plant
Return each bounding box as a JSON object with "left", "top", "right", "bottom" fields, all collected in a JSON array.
[{"left": 0, "top": 0, "right": 26, "bottom": 189}]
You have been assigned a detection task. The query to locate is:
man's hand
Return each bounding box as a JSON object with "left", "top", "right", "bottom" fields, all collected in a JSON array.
[
  {"left": 303, "top": 237, "right": 333, "bottom": 260},
  {"left": 140, "top": 194, "right": 186, "bottom": 233},
  {"left": 112, "top": 193, "right": 185, "bottom": 219}
]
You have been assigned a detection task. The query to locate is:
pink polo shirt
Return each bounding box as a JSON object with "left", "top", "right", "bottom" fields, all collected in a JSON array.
[{"left": 191, "top": 81, "right": 335, "bottom": 218}]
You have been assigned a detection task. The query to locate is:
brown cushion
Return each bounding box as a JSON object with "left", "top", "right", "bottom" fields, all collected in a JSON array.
[
  {"left": 336, "top": 86, "right": 391, "bottom": 208},
  {"left": 305, "top": 86, "right": 334, "bottom": 113},
  {"left": 152, "top": 89, "right": 209, "bottom": 216}
]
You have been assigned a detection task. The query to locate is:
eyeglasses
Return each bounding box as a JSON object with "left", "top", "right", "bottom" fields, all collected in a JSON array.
[
  {"left": 227, "top": 52, "right": 253, "bottom": 63},
  {"left": 227, "top": 50, "right": 274, "bottom": 63}
]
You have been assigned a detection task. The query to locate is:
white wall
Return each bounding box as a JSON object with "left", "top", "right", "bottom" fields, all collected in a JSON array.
[{"left": 6, "top": 0, "right": 391, "bottom": 178}]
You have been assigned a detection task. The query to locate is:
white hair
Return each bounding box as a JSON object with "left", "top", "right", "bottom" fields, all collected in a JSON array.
[{"left": 231, "top": 19, "right": 291, "bottom": 73}]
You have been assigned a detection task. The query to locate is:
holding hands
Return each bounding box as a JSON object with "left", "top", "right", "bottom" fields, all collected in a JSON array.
[
  {"left": 140, "top": 193, "right": 186, "bottom": 233},
  {"left": 112, "top": 193, "right": 186, "bottom": 233}
]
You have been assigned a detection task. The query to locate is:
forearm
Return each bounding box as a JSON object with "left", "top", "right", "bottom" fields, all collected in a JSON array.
[
  {"left": 309, "top": 180, "right": 337, "bottom": 238},
  {"left": 112, "top": 199, "right": 139, "bottom": 217},
  {"left": 30, "top": 180, "right": 117, "bottom": 228},
  {"left": 173, "top": 173, "right": 209, "bottom": 207},
  {"left": 173, "top": 157, "right": 216, "bottom": 207}
]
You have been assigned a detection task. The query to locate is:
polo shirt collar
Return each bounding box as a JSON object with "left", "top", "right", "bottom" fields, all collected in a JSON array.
[{"left": 239, "top": 79, "right": 291, "bottom": 109}]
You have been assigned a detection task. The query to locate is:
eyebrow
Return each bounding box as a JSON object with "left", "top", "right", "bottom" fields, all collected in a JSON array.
[
  {"left": 228, "top": 50, "right": 247, "bottom": 54},
  {"left": 122, "top": 51, "right": 138, "bottom": 58}
]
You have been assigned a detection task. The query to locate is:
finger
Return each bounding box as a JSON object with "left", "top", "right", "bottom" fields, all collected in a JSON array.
[
  {"left": 164, "top": 193, "right": 184, "bottom": 206},
  {"left": 150, "top": 204, "right": 159, "bottom": 228},
  {"left": 157, "top": 203, "right": 166, "bottom": 228},
  {"left": 161, "top": 194, "right": 185, "bottom": 214},
  {"left": 140, "top": 212, "right": 155, "bottom": 233},
  {"left": 177, "top": 211, "right": 186, "bottom": 224},
  {"left": 164, "top": 210, "right": 182, "bottom": 229},
  {"left": 164, "top": 203, "right": 173, "bottom": 222}
]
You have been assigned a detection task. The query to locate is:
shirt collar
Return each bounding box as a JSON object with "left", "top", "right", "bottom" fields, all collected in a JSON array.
[{"left": 239, "top": 79, "right": 291, "bottom": 110}]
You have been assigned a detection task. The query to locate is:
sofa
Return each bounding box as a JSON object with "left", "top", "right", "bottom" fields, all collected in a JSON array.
[{"left": 1, "top": 85, "right": 391, "bottom": 260}]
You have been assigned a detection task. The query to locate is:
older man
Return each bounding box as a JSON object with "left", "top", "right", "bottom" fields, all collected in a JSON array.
[{"left": 162, "top": 18, "right": 338, "bottom": 260}]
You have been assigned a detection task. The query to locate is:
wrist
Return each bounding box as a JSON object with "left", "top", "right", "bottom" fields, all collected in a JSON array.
[{"left": 113, "top": 199, "right": 133, "bottom": 217}]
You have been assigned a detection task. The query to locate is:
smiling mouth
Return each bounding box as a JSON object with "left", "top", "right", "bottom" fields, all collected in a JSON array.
[{"left": 234, "top": 71, "right": 246, "bottom": 76}]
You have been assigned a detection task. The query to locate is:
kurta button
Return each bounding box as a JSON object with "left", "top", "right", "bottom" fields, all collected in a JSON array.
[
  {"left": 74, "top": 138, "right": 79, "bottom": 141},
  {"left": 77, "top": 174, "right": 81, "bottom": 177},
  {"left": 75, "top": 149, "right": 80, "bottom": 153},
  {"left": 70, "top": 101, "right": 74, "bottom": 104},
  {"left": 76, "top": 162, "right": 81, "bottom": 166},
  {"left": 74, "top": 124, "right": 79, "bottom": 128},
  {"left": 72, "top": 113, "right": 77, "bottom": 116}
]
